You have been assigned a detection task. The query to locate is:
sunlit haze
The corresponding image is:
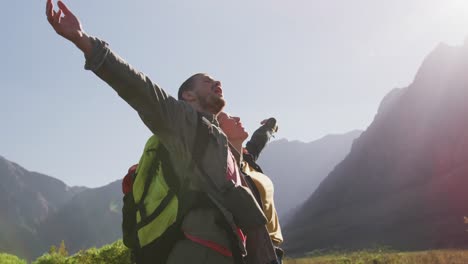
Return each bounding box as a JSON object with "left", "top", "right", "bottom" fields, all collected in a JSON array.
[{"left": 1, "top": 0, "right": 468, "bottom": 187}]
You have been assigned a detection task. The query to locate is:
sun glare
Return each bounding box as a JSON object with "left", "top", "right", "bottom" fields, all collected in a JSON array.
[
  {"left": 443, "top": 0, "right": 468, "bottom": 25},
  {"left": 426, "top": 0, "right": 468, "bottom": 44}
]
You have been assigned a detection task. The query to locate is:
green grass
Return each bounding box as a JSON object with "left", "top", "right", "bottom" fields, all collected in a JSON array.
[
  {"left": 284, "top": 249, "right": 468, "bottom": 264},
  {"left": 3, "top": 241, "right": 468, "bottom": 264}
]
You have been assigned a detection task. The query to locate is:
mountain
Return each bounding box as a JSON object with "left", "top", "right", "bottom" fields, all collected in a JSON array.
[
  {"left": 257, "top": 131, "right": 362, "bottom": 224},
  {"left": 0, "top": 155, "right": 121, "bottom": 260},
  {"left": 36, "top": 180, "right": 123, "bottom": 257},
  {"left": 284, "top": 42, "right": 468, "bottom": 255},
  {"left": 0, "top": 155, "right": 86, "bottom": 259}
]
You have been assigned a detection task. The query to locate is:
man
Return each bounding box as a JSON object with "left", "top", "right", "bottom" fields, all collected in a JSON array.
[{"left": 45, "top": 1, "right": 277, "bottom": 263}]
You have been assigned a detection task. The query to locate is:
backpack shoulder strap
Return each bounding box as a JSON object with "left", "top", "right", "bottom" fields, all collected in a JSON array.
[
  {"left": 190, "top": 112, "right": 211, "bottom": 171},
  {"left": 137, "top": 150, "right": 162, "bottom": 219},
  {"left": 159, "top": 145, "right": 180, "bottom": 192}
]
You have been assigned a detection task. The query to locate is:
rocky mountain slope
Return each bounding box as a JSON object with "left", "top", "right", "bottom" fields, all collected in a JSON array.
[{"left": 284, "top": 42, "right": 468, "bottom": 255}]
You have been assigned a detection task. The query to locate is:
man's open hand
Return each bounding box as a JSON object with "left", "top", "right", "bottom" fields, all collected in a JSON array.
[{"left": 46, "top": 0, "right": 92, "bottom": 55}]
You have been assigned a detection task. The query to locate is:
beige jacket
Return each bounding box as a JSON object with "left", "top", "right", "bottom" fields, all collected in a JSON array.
[{"left": 242, "top": 163, "right": 283, "bottom": 246}]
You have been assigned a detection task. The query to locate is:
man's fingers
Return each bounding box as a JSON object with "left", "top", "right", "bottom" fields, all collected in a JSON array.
[
  {"left": 57, "top": 1, "right": 72, "bottom": 16},
  {"left": 46, "top": 0, "right": 51, "bottom": 16},
  {"left": 53, "top": 8, "right": 62, "bottom": 24},
  {"left": 47, "top": 10, "right": 57, "bottom": 24},
  {"left": 46, "top": 0, "right": 54, "bottom": 22}
]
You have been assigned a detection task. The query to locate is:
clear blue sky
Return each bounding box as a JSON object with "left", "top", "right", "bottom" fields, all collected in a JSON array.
[{"left": 1, "top": 0, "right": 468, "bottom": 187}]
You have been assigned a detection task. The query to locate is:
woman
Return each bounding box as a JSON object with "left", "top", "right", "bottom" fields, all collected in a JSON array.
[{"left": 217, "top": 112, "right": 284, "bottom": 264}]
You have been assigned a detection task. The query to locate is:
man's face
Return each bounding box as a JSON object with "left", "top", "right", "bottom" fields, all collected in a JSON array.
[
  {"left": 218, "top": 112, "right": 249, "bottom": 143},
  {"left": 192, "top": 74, "right": 226, "bottom": 114}
]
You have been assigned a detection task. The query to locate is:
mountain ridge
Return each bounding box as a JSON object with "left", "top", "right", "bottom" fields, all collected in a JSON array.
[{"left": 284, "top": 41, "right": 468, "bottom": 255}]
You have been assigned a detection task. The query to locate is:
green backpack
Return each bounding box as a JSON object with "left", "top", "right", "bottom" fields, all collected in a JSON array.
[{"left": 121, "top": 115, "right": 209, "bottom": 264}]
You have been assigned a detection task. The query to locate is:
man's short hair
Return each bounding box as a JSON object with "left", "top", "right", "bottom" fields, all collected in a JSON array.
[{"left": 178, "top": 73, "right": 203, "bottom": 100}]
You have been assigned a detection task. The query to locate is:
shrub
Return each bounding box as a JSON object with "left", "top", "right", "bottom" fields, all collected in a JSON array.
[
  {"left": 0, "top": 253, "right": 27, "bottom": 264},
  {"left": 69, "top": 240, "right": 131, "bottom": 264},
  {"left": 32, "top": 253, "right": 67, "bottom": 264},
  {"left": 33, "top": 240, "right": 131, "bottom": 264}
]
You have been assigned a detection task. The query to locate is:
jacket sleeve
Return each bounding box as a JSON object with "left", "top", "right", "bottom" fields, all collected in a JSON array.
[
  {"left": 245, "top": 118, "right": 277, "bottom": 161},
  {"left": 83, "top": 37, "right": 197, "bottom": 155}
]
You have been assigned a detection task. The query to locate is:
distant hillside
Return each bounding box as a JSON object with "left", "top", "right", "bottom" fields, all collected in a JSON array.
[
  {"left": 0, "top": 156, "right": 86, "bottom": 259},
  {"left": 284, "top": 42, "right": 468, "bottom": 255},
  {"left": 258, "top": 131, "right": 362, "bottom": 224},
  {"left": 36, "top": 180, "right": 122, "bottom": 257},
  {"left": 0, "top": 156, "right": 122, "bottom": 260}
]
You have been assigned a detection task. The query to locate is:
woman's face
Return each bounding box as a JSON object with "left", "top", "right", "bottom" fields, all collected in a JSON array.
[{"left": 217, "top": 112, "right": 249, "bottom": 142}]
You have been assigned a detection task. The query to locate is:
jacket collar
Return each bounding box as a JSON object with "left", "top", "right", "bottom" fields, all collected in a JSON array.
[{"left": 199, "top": 111, "right": 219, "bottom": 127}]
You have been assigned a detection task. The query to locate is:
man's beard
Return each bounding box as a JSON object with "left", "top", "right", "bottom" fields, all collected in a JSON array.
[{"left": 198, "top": 94, "right": 226, "bottom": 114}]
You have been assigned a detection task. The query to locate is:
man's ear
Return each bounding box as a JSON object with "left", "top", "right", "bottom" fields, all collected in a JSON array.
[{"left": 182, "top": 90, "right": 196, "bottom": 102}]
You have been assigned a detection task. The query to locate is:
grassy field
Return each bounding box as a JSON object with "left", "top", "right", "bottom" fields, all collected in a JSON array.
[
  {"left": 2, "top": 241, "right": 467, "bottom": 264},
  {"left": 284, "top": 249, "right": 468, "bottom": 264}
]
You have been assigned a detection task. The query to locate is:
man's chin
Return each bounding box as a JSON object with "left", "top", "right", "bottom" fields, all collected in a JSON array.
[{"left": 210, "top": 97, "right": 226, "bottom": 114}]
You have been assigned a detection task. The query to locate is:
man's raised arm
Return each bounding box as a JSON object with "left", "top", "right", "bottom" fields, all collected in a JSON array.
[{"left": 45, "top": 0, "right": 195, "bottom": 147}]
